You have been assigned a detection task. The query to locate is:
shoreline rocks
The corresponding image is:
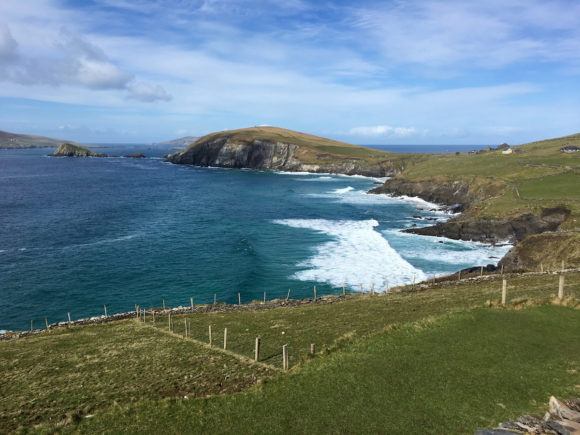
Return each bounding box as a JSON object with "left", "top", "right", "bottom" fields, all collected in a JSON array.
[{"left": 52, "top": 143, "right": 107, "bottom": 158}]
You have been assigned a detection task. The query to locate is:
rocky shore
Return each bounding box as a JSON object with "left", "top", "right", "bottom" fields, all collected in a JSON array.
[
  {"left": 370, "top": 177, "right": 573, "bottom": 272},
  {"left": 52, "top": 143, "right": 107, "bottom": 157}
]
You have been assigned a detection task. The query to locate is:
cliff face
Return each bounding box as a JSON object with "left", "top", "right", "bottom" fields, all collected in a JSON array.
[
  {"left": 408, "top": 207, "right": 571, "bottom": 243},
  {"left": 168, "top": 137, "right": 302, "bottom": 170},
  {"left": 52, "top": 143, "right": 106, "bottom": 157},
  {"left": 498, "top": 231, "right": 580, "bottom": 272},
  {"left": 372, "top": 177, "right": 571, "bottom": 244},
  {"left": 370, "top": 178, "right": 475, "bottom": 211},
  {"left": 166, "top": 127, "right": 409, "bottom": 177}
]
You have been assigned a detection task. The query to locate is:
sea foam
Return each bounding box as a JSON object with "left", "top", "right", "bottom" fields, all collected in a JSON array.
[
  {"left": 273, "top": 218, "right": 426, "bottom": 291},
  {"left": 384, "top": 230, "right": 512, "bottom": 266}
]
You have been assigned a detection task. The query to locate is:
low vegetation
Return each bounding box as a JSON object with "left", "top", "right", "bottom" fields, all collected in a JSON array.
[
  {"left": 77, "top": 306, "right": 580, "bottom": 434},
  {"left": 397, "top": 133, "right": 580, "bottom": 223},
  {"left": 1, "top": 272, "right": 578, "bottom": 433}
]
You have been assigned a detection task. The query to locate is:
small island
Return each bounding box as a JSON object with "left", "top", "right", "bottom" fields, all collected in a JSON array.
[{"left": 52, "top": 143, "right": 107, "bottom": 158}]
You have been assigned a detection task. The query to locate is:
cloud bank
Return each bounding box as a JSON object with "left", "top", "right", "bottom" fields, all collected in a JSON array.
[{"left": 0, "top": 0, "right": 578, "bottom": 143}]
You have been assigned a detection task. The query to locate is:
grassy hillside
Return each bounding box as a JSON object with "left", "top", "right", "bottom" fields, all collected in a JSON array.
[
  {"left": 0, "top": 130, "right": 70, "bottom": 149},
  {"left": 1, "top": 272, "right": 578, "bottom": 432},
  {"left": 77, "top": 306, "right": 580, "bottom": 434},
  {"left": 397, "top": 133, "right": 580, "bottom": 224},
  {"left": 184, "top": 126, "right": 420, "bottom": 166}
]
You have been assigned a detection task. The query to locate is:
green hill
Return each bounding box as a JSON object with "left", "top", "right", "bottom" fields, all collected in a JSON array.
[
  {"left": 0, "top": 130, "right": 74, "bottom": 149},
  {"left": 167, "top": 126, "right": 418, "bottom": 177}
]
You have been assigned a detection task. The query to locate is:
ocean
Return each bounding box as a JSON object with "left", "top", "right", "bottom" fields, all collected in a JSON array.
[{"left": 0, "top": 144, "right": 508, "bottom": 331}]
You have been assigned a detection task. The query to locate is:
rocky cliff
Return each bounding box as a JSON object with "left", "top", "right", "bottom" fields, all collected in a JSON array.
[
  {"left": 409, "top": 207, "right": 571, "bottom": 243},
  {"left": 166, "top": 127, "right": 412, "bottom": 177},
  {"left": 52, "top": 143, "right": 106, "bottom": 157},
  {"left": 372, "top": 177, "right": 571, "bottom": 244}
]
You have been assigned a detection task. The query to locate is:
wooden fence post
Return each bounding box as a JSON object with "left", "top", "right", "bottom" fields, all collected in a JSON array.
[
  {"left": 209, "top": 325, "right": 213, "bottom": 346},
  {"left": 30, "top": 320, "right": 33, "bottom": 332},
  {"left": 214, "top": 294, "right": 217, "bottom": 305},
  {"left": 168, "top": 313, "right": 172, "bottom": 331},
  {"left": 104, "top": 305, "right": 108, "bottom": 317},
  {"left": 254, "top": 337, "right": 261, "bottom": 361},
  {"left": 501, "top": 279, "right": 507, "bottom": 305},
  {"left": 310, "top": 343, "right": 316, "bottom": 356},
  {"left": 223, "top": 328, "right": 228, "bottom": 350},
  {"left": 458, "top": 270, "right": 461, "bottom": 281},
  {"left": 67, "top": 312, "right": 71, "bottom": 324},
  {"left": 286, "top": 289, "right": 291, "bottom": 301},
  {"left": 190, "top": 297, "right": 194, "bottom": 311},
  {"left": 480, "top": 266, "right": 484, "bottom": 276},
  {"left": 45, "top": 317, "right": 49, "bottom": 331},
  {"left": 558, "top": 274, "right": 565, "bottom": 300},
  {"left": 282, "top": 344, "right": 288, "bottom": 371},
  {"left": 561, "top": 260, "right": 565, "bottom": 272},
  {"left": 263, "top": 291, "right": 266, "bottom": 304},
  {"left": 184, "top": 319, "right": 187, "bottom": 337},
  {"left": 238, "top": 292, "right": 241, "bottom": 306},
  {"left": 313, "top": 286, "right": 317, "bottom": 301},
  {"left": 162, "top": 299, "right": 166, "bottom": 311},
  {"left": 342, "top": 285, "right": 346, "bottom": 296}
]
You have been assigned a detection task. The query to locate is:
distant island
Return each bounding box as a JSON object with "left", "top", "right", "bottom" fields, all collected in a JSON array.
[
  {"left": 51, "top": 143, "right": 145, "bottom": 158},
  {"left": 166, "top": 126, "right": 414, "bottom": 177},
  {"left": 154, "top": 136, "right": 199, "bottom": 147},
  {"left": 0, "top": 130, "right": 77, "bottom": 149},
  {"left": 52, "top": 143, "right": 107, "bottom": 157}
]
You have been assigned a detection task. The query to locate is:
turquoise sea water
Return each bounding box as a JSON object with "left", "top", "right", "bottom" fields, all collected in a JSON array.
[{"left": 0, "top": 145, "right": 508, "bottom": 331}]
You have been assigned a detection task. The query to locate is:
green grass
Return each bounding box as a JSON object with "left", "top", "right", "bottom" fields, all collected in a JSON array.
[
  {"left": 0, "top": 321, "right": 273, "bottom": 432},
  {"left": 1, "top": 273, "right": 578, "bottom": 433},
  {"left": 75, "top": 306, "right": 580, "bottom": 434},
  {"left": 519, "top": 172, "right": 580, "bottom": 201},
  {"left": 155, "top": 272, "right": 580, "bottom": 369},
  {"left": 395, "top": 133, "right": 580, "bottom": 221}
]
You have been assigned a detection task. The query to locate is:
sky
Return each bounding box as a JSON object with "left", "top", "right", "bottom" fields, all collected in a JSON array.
[{"left": 0, "top": 0, "right": 579, "bottom": 144}]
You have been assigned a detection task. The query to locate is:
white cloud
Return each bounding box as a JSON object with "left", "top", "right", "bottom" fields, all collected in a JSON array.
[
  {"left": 349, "top": 125, "right": 418, "bottom": 138},
  {"left": 0, "top": 22, "right": 169, "bottom": 102},
  {"left": 127, "top": 81, "right": 172, "bottom": 102},
  {"left": 350, "top": 0, "right": 580, "bottom": 70}
]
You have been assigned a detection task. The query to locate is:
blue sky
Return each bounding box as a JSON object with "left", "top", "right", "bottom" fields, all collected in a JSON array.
[{"left": 0, "top": 0, "right": 579, "bottom": 144}]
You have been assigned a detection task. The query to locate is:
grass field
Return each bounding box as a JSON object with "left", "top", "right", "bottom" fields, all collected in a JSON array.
[
  {"left": 0, "top": 321, "right": 274, "bottom": 432},
  {"left": 1, "top": 272, "right": 578, "bottom": 433},
  {"left": 74, "top": 306, "right": 580, "bottom": 434}
]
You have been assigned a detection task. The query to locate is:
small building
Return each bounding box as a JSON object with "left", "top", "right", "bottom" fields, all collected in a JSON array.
[{"left": 560, "top": 145, "right": 579, "bottom": 153}]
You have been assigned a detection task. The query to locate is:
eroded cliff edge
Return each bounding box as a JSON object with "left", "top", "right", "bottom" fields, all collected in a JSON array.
[
  {"left": 370, "top": 176, "right": 576, "bottom": 272},
  {"left": 166, "top": 126, "right": 415, "bottom": 177}
]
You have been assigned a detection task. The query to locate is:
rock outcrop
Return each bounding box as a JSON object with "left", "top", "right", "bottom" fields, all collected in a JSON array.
[
  {"left": 476, "top": 396, "right": 580, "bottom": 435},
  {"left": 407, "top": 207, "right": 571, "bottom": 244},
  {"left": 52, "top": 143, "right": 106, "bottom": 157},
  {"left": 370, "top": 178, "right": 478, "bottom": 211},
  {"left": 166, "top": 127, "right": 410, "bottom": 177},
  {"left": 371, "top": 176, "right": 571, "bottom": 245},
  {"left": 498, "top": 231, "right": 579, "bottom": 272}
]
